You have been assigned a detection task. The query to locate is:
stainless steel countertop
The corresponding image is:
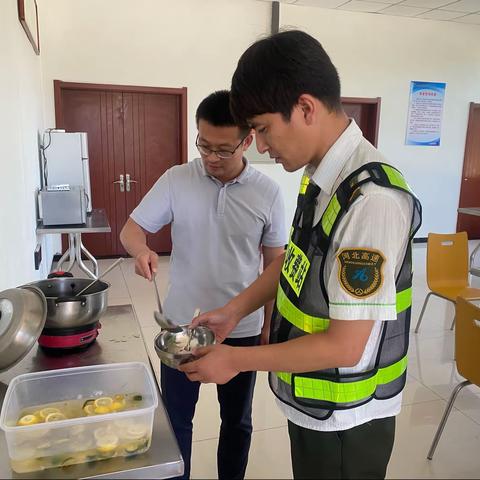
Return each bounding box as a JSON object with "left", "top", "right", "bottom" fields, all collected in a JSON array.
[
  {"left": 36, "top": 209, "right": 111, "bottom": 234},
  {"left": 0, "top": 304, "right": 183, "bottom": 479}
]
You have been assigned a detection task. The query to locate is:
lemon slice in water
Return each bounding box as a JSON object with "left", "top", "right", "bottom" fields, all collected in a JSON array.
[
  {"left": 83, "top": 404, "right": 96, "bottom": 415},
  {"left": 94, "top": 397, "right": 113, "bottom": 408},
  {"left": 45, "top": 412, "right": 67, "bottom": 422},
  {"left": 96, "top": 434, "right": 119, "bottom": 454},
  {"left": 39, "top": 407, "right": 61, "bottom": 420},
  {"left": 17, "top": 414, "right": 40, "bottom": 426}
]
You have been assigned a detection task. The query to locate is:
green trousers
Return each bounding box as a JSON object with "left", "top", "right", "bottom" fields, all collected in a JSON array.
[{"left": 288, "top": 416, "right": 395, "bottom": 479}]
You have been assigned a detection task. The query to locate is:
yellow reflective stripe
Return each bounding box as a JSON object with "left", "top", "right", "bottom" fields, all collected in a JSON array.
[
  {"left": 277, "top": 371, "right": 291, "bottom": 384},
  {"left": 382, "top": 165, "right": 412, "bottom": 193},
  {"left": 299, "top": 174, "right": 310, "bottom": 195},
  {"left": 277, "top": 286, "right": 411, "bottom": 333},
  {"left": 321, "top": 194, "right": 340, "bottom": 237},
  {"left": 396, "top": 288, "right": 411, "bottom": 314},
  {"left": 276, "top": 286, "right": 330, "bottom": 333},
  {"left": 276, "top": 355, "right": 408, "bottom": 403}
]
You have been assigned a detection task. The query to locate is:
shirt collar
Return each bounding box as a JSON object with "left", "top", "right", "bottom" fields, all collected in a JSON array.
[
  {"left": 200, "top": 157, "right": 252, "bottom": 185},
  {"left": 308, "top": 119, "right": 363, "bottom": 195}
]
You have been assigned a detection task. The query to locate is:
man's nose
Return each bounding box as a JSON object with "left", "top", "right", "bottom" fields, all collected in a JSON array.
[
  {"left": 255, "top": 135, "right": 269, "bottom": 154},
  {"left": 206, "top": 151, "right": 221, "bottom": 162}
]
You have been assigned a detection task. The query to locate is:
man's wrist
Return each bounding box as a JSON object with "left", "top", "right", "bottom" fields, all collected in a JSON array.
[
  {"left": 224, "top": 299, "right": 244, "bottom": 327},
  {"left": 230, "top": 346, "right": 249, "bottom": 373},
  {"left": 133, "top": 247, "right": 151, "bottom": 259}
]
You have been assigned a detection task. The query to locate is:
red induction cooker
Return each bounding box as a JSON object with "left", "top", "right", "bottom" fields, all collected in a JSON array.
[
  {"left": 34, "top": 270, "right": 107, "bottom": 354},
  {"left": 38, "top": 321, "right": 101, "bottom": 352}
]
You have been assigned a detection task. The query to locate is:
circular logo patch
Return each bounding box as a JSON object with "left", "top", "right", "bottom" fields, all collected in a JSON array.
[{"left": 336, "top": 248, "right": 385, "bottom": 298}]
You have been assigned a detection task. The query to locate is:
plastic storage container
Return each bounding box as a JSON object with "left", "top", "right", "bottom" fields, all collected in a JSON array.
[{"left": 0, "top": 362, "right": 158, "bottom": 473}]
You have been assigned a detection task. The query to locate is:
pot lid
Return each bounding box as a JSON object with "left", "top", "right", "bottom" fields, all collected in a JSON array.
[{"left": 0, "top": 286, "right": 47, "bottom": 372}]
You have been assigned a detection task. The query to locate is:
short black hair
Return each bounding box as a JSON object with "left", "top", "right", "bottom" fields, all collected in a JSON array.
[
  {"left": 231, "top": 30, "right": 342, "bottom": 124},
  {"left": 196, "top": 90, "right": 250, "bottom": 136}
]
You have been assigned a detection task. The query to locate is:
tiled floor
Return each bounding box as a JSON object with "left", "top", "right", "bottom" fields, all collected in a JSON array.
[{"left": 67, "top": 242, "right": 480, "bottom": 479}]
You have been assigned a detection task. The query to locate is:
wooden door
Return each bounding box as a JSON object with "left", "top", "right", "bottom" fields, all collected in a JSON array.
[
  {"left": 123, "top": 93, "right": 184, "bottom": 253},
  {"left": 457, "top": 103, "right": 480, "bottom": 239},
  {"left": 342, "top": 97, "right": 381, "bottom": 147},
  {"left": 54, "top": 81, "right": 187, "bottom": 256}
]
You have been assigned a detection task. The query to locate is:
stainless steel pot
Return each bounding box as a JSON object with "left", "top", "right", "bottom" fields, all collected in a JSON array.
[
  {"left": 0, "top": 287, "right": 47, "bottom": 372},
  {"left": 22, "top": 277, "right": 109, "bottom": 329}
]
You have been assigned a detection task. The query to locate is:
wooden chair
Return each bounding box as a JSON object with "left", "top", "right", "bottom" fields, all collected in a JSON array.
[
  {"left": 414, "top": 232, "right": 480, "bottom": 333},
  {"left": 427, "top": 297, "right": 480, "bottom": 459}
]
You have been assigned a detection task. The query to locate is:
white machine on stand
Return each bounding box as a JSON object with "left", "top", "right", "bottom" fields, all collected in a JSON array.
[
  {"left": 41, "top": 130, "right": 92, "bottom": 212},
  {"left": 38, "top": 130, "right": 109, "bottom": 278}
]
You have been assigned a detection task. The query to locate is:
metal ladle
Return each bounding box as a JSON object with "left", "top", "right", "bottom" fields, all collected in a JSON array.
[
  {"left": 152, "top": 274, "right": 182, "bottom": 333},
  {"left": 75, "top": 258, "right": 124, "bottom": 296}
]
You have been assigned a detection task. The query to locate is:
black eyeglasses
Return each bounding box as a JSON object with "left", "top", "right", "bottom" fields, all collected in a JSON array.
[{"left": 195, "top": 134, "right": 248, "bottom": 159}]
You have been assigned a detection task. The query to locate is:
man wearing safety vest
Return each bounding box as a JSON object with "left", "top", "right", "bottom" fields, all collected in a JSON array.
[{"left": 180, "top": 30, "right": 422, "bottom": 479}]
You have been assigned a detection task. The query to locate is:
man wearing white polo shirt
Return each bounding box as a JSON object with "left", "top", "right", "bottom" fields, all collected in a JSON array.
[{"left": 119, "top": 90, "right": 286, "bottom": 480}]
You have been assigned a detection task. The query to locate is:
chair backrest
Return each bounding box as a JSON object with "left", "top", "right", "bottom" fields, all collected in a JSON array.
[
  {"left": 455, "top": 297, "right": 480, "bottom": 387},
  {"left": 427, "top": 232, "right": 469, "bottom": 291}
]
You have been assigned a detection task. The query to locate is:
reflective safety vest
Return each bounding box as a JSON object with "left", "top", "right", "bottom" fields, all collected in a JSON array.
[{"left": 269, "top": 162, "right": 422, "bottom": 421}]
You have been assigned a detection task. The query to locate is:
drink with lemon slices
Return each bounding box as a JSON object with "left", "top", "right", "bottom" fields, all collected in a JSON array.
[
  {"left": 10, "top": 418, "right": 152, "bottom": 473},
  {"left": 1, "top": 362, "right": 159, "bottom": 474},
  {"left": 9, "top": 393, "right": 151, "bottom": 473},
  {"left": 15, "top": 393, "right": 144, "bottom": 425}
]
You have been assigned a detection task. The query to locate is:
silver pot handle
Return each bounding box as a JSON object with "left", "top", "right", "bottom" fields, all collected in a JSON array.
[{"left": 55, "top": 296, "right": 87, "bottom": 305}]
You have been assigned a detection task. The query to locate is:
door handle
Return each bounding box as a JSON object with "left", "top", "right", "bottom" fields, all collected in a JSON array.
[
  {"left": 125, "top": 174, "right": 137, "bottom": 192},
  {"left": 113, "top": 174, "right": 125, "bottom": 192}
]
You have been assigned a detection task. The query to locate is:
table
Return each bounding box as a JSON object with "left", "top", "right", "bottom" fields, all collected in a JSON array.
[
  {"left": 458, "top": 207, "right": 480, "bottom": 277},
  {"left": 37, "top": 209, "right": 111, "bottom": 279},
  {"left": 0, "top": 305, "right": 184, "bottom": 479}
]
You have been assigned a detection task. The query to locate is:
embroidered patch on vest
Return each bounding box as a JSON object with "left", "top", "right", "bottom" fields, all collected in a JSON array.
[{"left": 336, "top": 248, "right": 385, "bottom": 298}]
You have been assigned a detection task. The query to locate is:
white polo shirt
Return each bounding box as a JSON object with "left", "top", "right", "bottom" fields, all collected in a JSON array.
[
  {"left": 277, "top": 120, "right": 413, "bottom": 431},
  {"left": 131, "top": 158, "right": 287, "bottom": 338}
]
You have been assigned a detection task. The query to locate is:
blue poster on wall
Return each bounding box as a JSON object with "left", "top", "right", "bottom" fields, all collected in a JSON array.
[{"left": 405, "top": 81, "right": 446, "bottom": 146}]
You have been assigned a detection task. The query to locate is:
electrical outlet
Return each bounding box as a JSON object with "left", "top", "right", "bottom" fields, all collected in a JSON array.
[{"left": 34, "top": 244, "right": 42, "bottom": 270}]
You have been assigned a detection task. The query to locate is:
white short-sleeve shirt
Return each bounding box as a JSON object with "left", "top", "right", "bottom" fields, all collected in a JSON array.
[
  {"left": 277, "top": 120, "right": 413, "bottom": 431},
  {"left": 131, "top": 158, "right": 287, "bottom": 338}
]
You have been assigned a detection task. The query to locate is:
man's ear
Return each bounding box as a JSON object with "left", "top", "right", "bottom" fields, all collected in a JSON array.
[
  {"left": 297, "top": 94, "right": 316, "bottom": 125},
  {"left": 242, "top": 133, "right": 254, "bottom": 150}
]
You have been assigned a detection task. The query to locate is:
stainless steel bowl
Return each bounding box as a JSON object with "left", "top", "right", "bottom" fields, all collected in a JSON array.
[{"left": 154, "top": 326, "right": 215, "bottom": 369}]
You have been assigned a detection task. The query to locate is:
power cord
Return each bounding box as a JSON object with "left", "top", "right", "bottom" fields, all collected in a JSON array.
[{"left": 40, "top": 128, "right": 54, "bottom": 187}]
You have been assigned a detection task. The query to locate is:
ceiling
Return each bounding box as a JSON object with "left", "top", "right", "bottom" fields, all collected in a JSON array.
[{"left": 259, "top": 0, "right": 480, "bottom": 25}]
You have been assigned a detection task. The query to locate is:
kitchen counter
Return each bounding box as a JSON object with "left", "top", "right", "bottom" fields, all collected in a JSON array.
[{"left": 0, "top": 304, "right": 184, "bottom": 479}]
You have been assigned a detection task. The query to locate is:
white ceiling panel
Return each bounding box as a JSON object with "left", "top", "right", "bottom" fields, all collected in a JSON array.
[
  {"left": 295, "top": 0, "right": 351, "bottom": 8},
  {"left": 400, "top": 0, "right": 454, "bottom": 8},
  {"left": 379, "top": 4, "right": 431, "bottom": 15},
  {"left": 439, "top": 0, "right": 480, "bottom": 13},
  {"left": 255, "top": 0, "right": 480, "bottom": 25},
  {"left": 337, "top": 1, "right": 389, "bottom": 13},
  {"left": 417, "top": 9, "right": 466, "bottom": 19},
  {"left": 453, "top": 13, "right": 480, "bottom": 23},
  {"left": 364, "top": 0, "right": 404, "bottom": 3}
]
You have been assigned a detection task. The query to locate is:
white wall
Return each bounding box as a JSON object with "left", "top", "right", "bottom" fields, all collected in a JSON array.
[
  {"left": 39, "top": 0, "right": 270, "bottom": 152},
  {"left": 281, "top": 4, "right": 480, "bottom": 237},
  {"left": 0, "top": 0, "right": 53, "bottom": 291},
  {"left": 37, "top": 0, "right": 480, "bottom": 241},
  {"left": 38, "top": 0, "right": 283, "bottom": 241}
]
